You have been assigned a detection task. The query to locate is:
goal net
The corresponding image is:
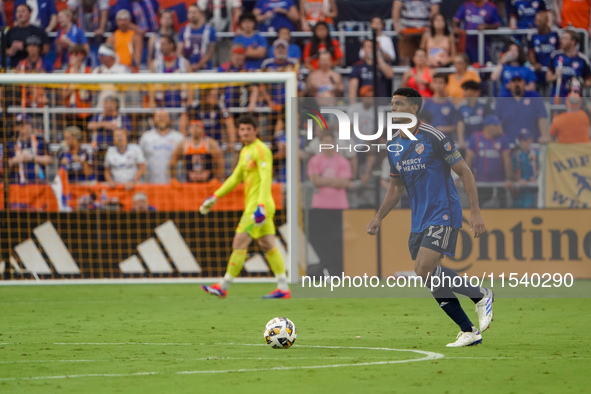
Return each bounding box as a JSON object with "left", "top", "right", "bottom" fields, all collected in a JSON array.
[{"left": 0, "top": 72, "right": 298, "bottom": 283}]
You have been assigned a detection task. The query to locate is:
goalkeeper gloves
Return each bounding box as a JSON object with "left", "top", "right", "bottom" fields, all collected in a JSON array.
[
  {"left": 253, "top": 204, "right": 266, "bottom": 226},
  {"left": 199, "top": 194, "right": 218, "bottom": 215}
]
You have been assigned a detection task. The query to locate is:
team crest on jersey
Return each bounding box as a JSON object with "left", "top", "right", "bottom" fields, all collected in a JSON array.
[
  {"left": 443, "top": 215, "right": 449, "bottom": 220},
  {"left": 532, "top": 1, "right": 539, "bottom": 7},
  {"left": 415, "top": 143, "right": 424, "bottom": 154},
  {"left": 524, "top": 98, "right": 530, "bottom": 106},
  {"left": 550, "top": 37, "right": 556, "bottom": 44},
  {"left": 494, "top": 142, "right": 501, "bottom": 150},
  {"left": 477, "top": 108, "right": 483, "bottom": 116},
  {"left": 573, "top": 62, "right": 580, "bottom": 69},
  {"left": 441, "top": 106, "right": 450, "bottom": 116},
  {"left": 444, "top": 142, "right": 452, "bottom": 151}
]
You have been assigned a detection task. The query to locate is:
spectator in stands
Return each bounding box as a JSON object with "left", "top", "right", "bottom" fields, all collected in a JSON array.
[
  {"left": 392, "top": 0, "right": 440, "bottom": 66},
  {"left": 307, "top": 132, "right": 352, "bottom": 209},
  {"left": 218, "top": 44, "right": 257, "bottom": 113},
  {"left": 147, "top": 9, "right": 175, "bottom": 63},
  {"left": 131, "top": 0, "right": 160, "bottom": 35},
  {"left": 549, "top": 93, "right": 591, "bottom": 143},
  {"left": 60, "top": 126, "right": 95, "bottom": 183},
  {"left": 359, "top": 17, "right": 396, "bottom": 65},
  {"left": 465, "top": 115, "right": 512, "bottom": 207},
  {"left": 17, "top": 36, "right": 49, "bottom": 109},
  {"left": 494, "top": 75, "right": 550, "bottom": 143},
  {"left": 184, "top": 88, "right": 236, "bottom": 152},
  {"left": 6, "top": 4, "right": 50, "bottom": 68},
  {"left": 87, "top": 95, "right": 132, "bottom": 150},
  {"left": 528, "top": 11, "right": 560, "bottom": 93},
  {"left": 302, "top": 123, "right": 358, "bottom": 176},
  {"left": 198, "top": 0, "right": 243, "bottom": 32},
  {"left": 107, "top": 9, "right": 142, "bottom": 72},
  {"left": 268, "top": 26, "right": 302, "bottom": 60},
  {"left": 104, "top": 128, "right": 146, "bottom": 190},
  {"left": 139, "top": 110, "right": 184, "bottom": 184},
  {"left": 300, "top": 0, "right": 338, "bottom": 31},
  {"left": 303, "top": 21, "right": 343, "bottom": 70},
  {"left": 0, "top": 2, "right": 6, "bottom": 28},
  {"left": 14, "top": 0, "right": 57, "bottom": 32},
  {"left": 447, "top": 53, "right": 481, "bottom": 101},
  {"left": 132, "top": 192, "right": 153, "bottom": 211},
  {"left": 179, "top": 5, "right": 217, "bottom": 71},
  {"left": 254, "top": 0, "right": 299, "bottom": 32},
  {"left": 306, "top": 51, "right": 344, "bottom": 102},
  {"left": 553, "top": 0, "right": 591, "bottom": 32},
  {"left": 7, "top": 114, "right": 52, "bottom": 184},
  {"left": 67, "top": 0, "right": 109, "bottom": 37},
  {"left": 509, "top": 0, "right": 547, "bottom": 29},
  {"left": 421, "top": 13, "right": 455, "bottom": 67},
  {"left": 54, "top": 9, "right": 90, "bottom": 70},
  {"left": 349, "top": 39, "right": 394, "bottom": 98},
  {"left": 510, "top": 128, "right": 538, "bottom": 208},
  {"left": 491, "top": 42, "right": 537, "bottom": 97},
  {"left": 453, "top": 0, "right": 501, "bottom": 64},
  {"left": 346, "top": 85, "right": 377, "bottom": 187},
  {"left": 421, "top": 73, "right": 459, "bottom": 136},
  {"left": 233, "top": 12, "right": 267, "bottom": 70},
  {"left": 170, "top": 120, "right": 224, "bottom": 183},
  {"left": 149, "top": 34, "right": 191, "bottom": 109},
  {"left": 400, "top": 48, "right": 433, "bottom": 97},
  {"left": 547, "top": 30, "right": 591, "bottom": 98},
  {"left": 456, "top": 80, "right": 493, "bottom": 148},
  {"left": 62, "top": 45, "right": 92, "bottom": 131},
  {"left": 93, "top": 44, "right": 131, "bottom": 108}
]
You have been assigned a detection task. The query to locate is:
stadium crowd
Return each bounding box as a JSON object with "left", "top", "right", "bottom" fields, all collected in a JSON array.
[{"left": 0, "top": 0, "right": 590, "bottom": 211}]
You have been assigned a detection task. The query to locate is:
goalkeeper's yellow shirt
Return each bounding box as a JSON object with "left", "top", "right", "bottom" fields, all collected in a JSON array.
[{"left": 214, "top": 138, "right": 275, "bottom": 214}]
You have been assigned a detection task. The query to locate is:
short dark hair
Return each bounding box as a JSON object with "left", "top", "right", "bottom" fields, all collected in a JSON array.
[
  {"left": 239, "top": 12, "right": 257, "bottom": 26},
  {"left": 237, "top": 114, "right": 258, "bottom": 129},
  {"left": 16, "top": 3, "right": 32, "bottom": 13},
  {"left": 461, "top": 80, "right": 481, "bottom": 91},
  {"left": 433, "top": 72, "right": 449, "bottom": 83},
  {"left": 392, "top": 87, "right": 423, "bottom": 114},
  {"left": 161, "top": 33, "right": 177, "bottom": 50},
  {"left": 564, "top": 29, "right": 579, "bottom": 44}
]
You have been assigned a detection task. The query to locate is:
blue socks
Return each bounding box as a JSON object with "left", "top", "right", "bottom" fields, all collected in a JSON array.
[{"left": 439, "top": 266, "right": 484, "bottom": 303}]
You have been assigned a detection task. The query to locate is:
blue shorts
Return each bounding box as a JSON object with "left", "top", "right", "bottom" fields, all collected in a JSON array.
[{"left": 408, "top": 225, "right": 459, "bottom": 260}]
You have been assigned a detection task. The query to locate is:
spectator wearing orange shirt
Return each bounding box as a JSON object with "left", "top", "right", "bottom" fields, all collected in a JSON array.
[
  {"left": 549, "top": 93, "right": 591, "bottom": 143},
  {"left": 303, "top": 21, "right": 342, "bottom": 70},
  {"left": 107, "top": 9, "right": 143, "bottom": 72},
  {"left": 554, "top": 0, "right": 591, "bottom": 32}
]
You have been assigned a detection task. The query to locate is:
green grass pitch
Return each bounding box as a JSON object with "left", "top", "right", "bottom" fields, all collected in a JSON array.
[{"left": 1, "top": 283, "right": 590, "bottom": 393}]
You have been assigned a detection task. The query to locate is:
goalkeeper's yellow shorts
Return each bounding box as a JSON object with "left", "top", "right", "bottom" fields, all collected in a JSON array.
[{"left": 236, "top": 206, "right": 276, "bottom": 239}]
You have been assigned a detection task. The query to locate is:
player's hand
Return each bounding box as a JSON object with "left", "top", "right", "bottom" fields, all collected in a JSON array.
[
  {"left": 199, "top": 194, "right": 218, "bottom": 215},
  {"left": 469, "top": 211, "right": 486, "bottom": 239},
  {"left": 253, "top": 204, "right": 266, "bottom": 226},
  {"left": 366, "top": 217, "right": 381, "bottom": 236}
]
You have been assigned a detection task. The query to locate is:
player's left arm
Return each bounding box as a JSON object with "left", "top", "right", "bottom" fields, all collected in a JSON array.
[{"left": 451, "top": 160, "right": 485, "bottom": 238}]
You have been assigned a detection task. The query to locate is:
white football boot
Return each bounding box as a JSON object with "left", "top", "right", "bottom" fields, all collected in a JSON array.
[
  {"left": 446, "top": 327, "right": 482, "bottom": 347},
  {"left": 475, "top": 288, "right": 494, "bottom": 332}
]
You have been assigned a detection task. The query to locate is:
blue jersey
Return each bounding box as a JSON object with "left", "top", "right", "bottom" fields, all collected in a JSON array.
[
  {"left": 528, "top": 31, "right": 559, "bottom": 67},
  {"left": 232, "top": 33, "right": 268, "bottom": 69},
  {"left": 548, "top": 50, "right": 591, "bottom": 97},
  {"left": 14, "top": 0, "right": 57, "bottom": 30},
  {"left": 350, "top": 60, "right": 391, "bottom": 97},
  {"left": 466, "top": 132, "right": 511, "bottom": 182},
  {"left": 398, "top": 0, "right": 442, "bottom": 29},
  {"left": 261, "top": 57, "right": 298, "bottom": 105},
  {"left": 454, "top": 1, "right": 501, "bottom": 63},
  {"left": 60, "top": 147, "right": 95, "bottom": 183},
  {"left": 179, "top": 23, "right": 217, "bottom": 69},
  {"left": 494, "top": 91, "right": 547, "bottom": 142},
  {"left": 186, "top": 102, "right": 231, "bottom": 142},
  {"left": 421, "top": 99, "right": 459, "bottom": 130},
  {"left": 457, "top": 99, "right": 493, "bottom": 139},
  {"left": 388, "top": 123, "right": 463, "bottom": 233},
  {"left": 217, "top": 61, "right": 253, "bottom": 109},
  {"left": 8, "top": 135, "right": 48, "bottom": 184},
  {"left": 499, "top": 65, "right": 537, "bottom": 97},
  {"left": 510, "top": 0, "right": 547, "bottom": 29},
  {"left": 255, "top": 0, "right": 296, "bottom": 31}
]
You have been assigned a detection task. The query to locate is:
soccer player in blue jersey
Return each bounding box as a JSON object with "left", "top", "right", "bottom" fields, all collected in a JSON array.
[{"left": 367, "top": 88, "right": 494, "bottom": 347}]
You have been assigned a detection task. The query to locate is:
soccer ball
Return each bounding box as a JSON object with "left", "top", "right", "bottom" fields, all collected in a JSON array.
[{"left": 264, "top": 317, "right": 297, "bottom": 349}]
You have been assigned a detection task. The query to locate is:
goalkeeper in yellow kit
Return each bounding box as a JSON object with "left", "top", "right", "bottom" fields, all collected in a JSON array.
[{"left": 200, "top": 115, "right": 290, "bottom": 299}]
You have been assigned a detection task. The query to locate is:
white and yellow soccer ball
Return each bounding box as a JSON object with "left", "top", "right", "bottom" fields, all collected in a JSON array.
[{"left": 264, "top": 317, "right": 297, "bottom": 349}]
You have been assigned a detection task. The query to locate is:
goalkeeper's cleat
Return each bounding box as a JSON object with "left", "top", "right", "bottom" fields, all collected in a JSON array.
[
  {"left": 446, "top": 327, "right": 482, "bottom": 347},
  {"left": 262, "top": 288, "right": 291, "bottom": 299},
  {"left": 201, "top": 283, "right": 227, "bottom": 298},
  {"left": 475, "top": 287, "right": 494, "bottom": 332},
  {"left": 199, "top": 195, "right": 218, "bottom": 215}
]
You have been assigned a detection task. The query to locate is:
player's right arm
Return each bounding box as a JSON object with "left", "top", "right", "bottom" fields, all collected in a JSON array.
[{"left": 367, "top": 177, "right": 405, "bottom": 235}]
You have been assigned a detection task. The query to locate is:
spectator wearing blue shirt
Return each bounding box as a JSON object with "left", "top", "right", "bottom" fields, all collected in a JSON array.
[
  {"left": 456, "top": 80, "right": 492, "bottom": 148},
  {"left": 268, "top": 27, "right": 302, "bottom": 60},
  {"left": 87, "top": 96, "right": 132, "bottom": 150},
  {"left": 179, "top": 5, "right": 217, "bottom": 71},
  {"left": 491, "top": 42, "right": 536, "bottom": 97},
  {"left": 494, "top": 75, "right": 550, "bottom": 143},
  {"left": 546, "top": 30, "right": 591, "bottom": 98},
  {"left": 452, "top": 0, "right": 501, "bottom": 64},
  {"left": 217, "top": 44, "right": 258, "bottom": 114},
  {"left": 510, "top": 129, "right": 538, "bottom": 208},
  {"left": 253, "top": 0, "right": 299, "bottom": 32},
  {"left": 60, "top": 126, "right": 95, "bottom": 183},
  {"left": 528, "top": 12, "right": 559, "bottom": 90},
  {"left": 509, "top": 0, "right": 547, "bottom": 30},
  {"left": 420, "top": 73, "right": 459, "bottom": 137},
  {"left": 7, "top": 115, "right": 52, "bottom": 184},
  {"left": 348, "top": 39, "right": 394, "bottom": 98},
  {"left": 14, "top": 0, "right": 57, "bottom": 32},
  {"left": 54, "top": 9, "right": 89, "bottom": 70},
  {"left": 232, "top": 13, "right": 267, "bottom": 70}
]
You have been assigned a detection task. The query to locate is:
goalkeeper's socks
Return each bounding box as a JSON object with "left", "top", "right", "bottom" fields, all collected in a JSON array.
[
  {"left": 432, "top": 287, "right": 474, "bottom": 333},
  {"left": 276, "top": 273, "right": 289, "bottom": 292},
  {"left": 220, "top": 274, "right": 234, "bottom": 291},
  {"left": 220, "top": 249, "right": 248, "bottom": 291},
  {"left": 438, "top": 266, "right": 484, "bottom": 303}
]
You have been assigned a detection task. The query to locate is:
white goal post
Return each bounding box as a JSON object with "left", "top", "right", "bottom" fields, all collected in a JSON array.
[{"left": 0, "top": 71, "right": 298, "bottom": 285}]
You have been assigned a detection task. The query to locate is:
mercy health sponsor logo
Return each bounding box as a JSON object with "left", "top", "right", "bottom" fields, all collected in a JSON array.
[{"left": 304, "top": 107, "right": 418, "bottom": 153}]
